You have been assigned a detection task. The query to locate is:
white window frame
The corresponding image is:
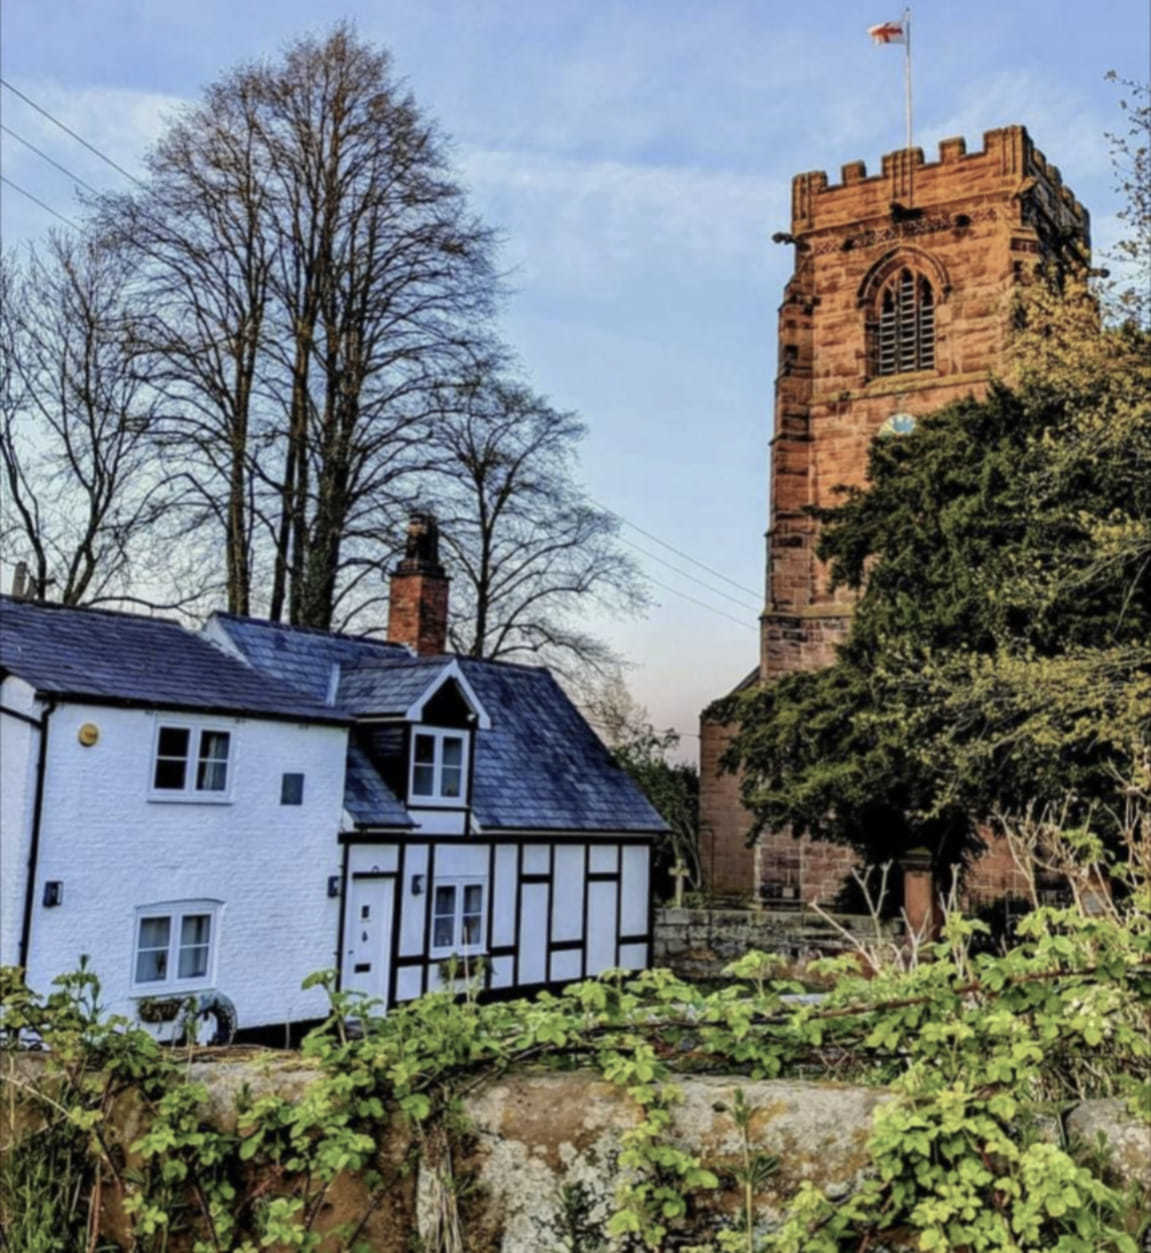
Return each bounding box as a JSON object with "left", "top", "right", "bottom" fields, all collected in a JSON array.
[
  {"left": 408, "top": 726, "right": 469, "bottom": 807},
  {"left": 428, "top": 877, "right": 486, "bottom": 957},
  {"left": 130, "top": 900, "right": 221, "bottom": 994},
  {"left": 149, "top": 719, "right": 235, "bottom": 803}
]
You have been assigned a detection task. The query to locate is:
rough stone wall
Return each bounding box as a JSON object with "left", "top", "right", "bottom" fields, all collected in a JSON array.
[
  {"left": 9, "top": 1057, "right": 1146, "bottom": 1252},
  {"left": 701, "top": 127, "right": 1092, "bottom": 908},
  {"left": 654, "top": 906, "right": 887, "bottom": 980}
]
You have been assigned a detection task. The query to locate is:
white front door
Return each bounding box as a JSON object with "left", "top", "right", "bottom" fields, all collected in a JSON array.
[{"left": 343, "top": 876, "right": 395, "bottom": 1007}]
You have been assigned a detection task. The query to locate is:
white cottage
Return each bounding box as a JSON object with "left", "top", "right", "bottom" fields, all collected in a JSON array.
[{"left": 0, "top": 518, "right": 665, "bottom": 1037}]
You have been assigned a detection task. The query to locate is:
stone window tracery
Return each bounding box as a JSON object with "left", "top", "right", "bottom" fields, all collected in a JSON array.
[{"left": 873, "top": 268, "right": 935, "bottom": 375}]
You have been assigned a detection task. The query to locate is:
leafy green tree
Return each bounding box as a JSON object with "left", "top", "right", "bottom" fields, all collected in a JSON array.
[
  {"left": 719, "top": 333, "right": 1150, "bottom": 868},
  {"left": 589, "top": 679, "right": 701, "bottom": 897}
]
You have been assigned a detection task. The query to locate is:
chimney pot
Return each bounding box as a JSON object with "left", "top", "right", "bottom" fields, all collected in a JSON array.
[{"left": 11, "top": 561, "right": 29, "bottom": 599}]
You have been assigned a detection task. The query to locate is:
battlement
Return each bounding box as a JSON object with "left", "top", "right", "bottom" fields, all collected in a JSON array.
[{"left": 790, "top": 125, "right": 1089, "bottom": 236}]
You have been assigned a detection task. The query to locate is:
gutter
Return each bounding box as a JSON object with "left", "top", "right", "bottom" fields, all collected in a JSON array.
[{"left": 18, "top": 698, "right": 56, "bottom": 971}]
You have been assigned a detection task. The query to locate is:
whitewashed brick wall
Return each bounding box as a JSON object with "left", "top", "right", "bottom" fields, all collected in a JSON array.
[{"left": 13, "top": 698, "right": 349, "bottom": 1031}]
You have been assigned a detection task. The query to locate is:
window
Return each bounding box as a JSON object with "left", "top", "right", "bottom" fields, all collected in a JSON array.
[
  {"left": 874, "top": 269, "right": 935, "bottom": 376},
  {"left": 430, "top": 880, "right": 485, "bottom": 955},
  {"left": 280, "top": 772, "right": 305, "bottom": 805},
  {"left": 151, "top": 724, "right": 232, "bottom": 798},
  {"left": 132, "top": 901, "right": 219, "bottom": 990},
  {"left": 409, "top": 728, "right": 467, "bottom": 804}
]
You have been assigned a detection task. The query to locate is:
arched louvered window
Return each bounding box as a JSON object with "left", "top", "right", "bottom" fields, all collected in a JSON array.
[{"left": 875, "top": 269, "right": 935, "bottom": 375}]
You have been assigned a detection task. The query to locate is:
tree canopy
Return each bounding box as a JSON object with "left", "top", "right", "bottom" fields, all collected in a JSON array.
[{"left": 718, "top": 275, "right": 1151, "bottom": 869}]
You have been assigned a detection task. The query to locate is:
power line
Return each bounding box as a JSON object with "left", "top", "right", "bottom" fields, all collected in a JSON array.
[
  {"left": 594, "top": 498, "right": 762, "bottom": 599},
  {"left": 645, "top": 572, "right": 759, "bottom": 632},
  {"left": 0, "top": 77, "right": 145, "bottom": 188},
  {"left": 2, "top": 124, "right": 100, "bottom": 195},
  {"left": 616, "top": 532, "right": 761, "bottom": 615},
  {"left": 1, "top": 175, "right": 80, "bottom": 229}
]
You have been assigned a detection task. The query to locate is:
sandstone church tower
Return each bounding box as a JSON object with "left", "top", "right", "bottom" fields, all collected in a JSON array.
[{"left": 699, "top": 126, "right": 1090, "bottom": 902}]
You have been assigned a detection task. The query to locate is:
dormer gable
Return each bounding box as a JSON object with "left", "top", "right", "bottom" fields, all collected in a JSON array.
[{"left": 339, "top": 658, "right": 491, "bottom": 730}]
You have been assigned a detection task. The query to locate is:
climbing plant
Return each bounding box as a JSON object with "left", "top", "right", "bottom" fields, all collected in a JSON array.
[{"left": 3, "top": 849, "right": 1150, "bottom": 1251}]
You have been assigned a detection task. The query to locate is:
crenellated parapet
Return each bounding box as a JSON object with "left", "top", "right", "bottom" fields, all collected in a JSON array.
[{"left": 788, "top": 126, "right": 1089, "bottom": 250}]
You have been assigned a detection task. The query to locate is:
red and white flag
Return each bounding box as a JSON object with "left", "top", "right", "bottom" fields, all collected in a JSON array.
[{"left": 868, "top": 19, "right": 906, "bottom": 44}]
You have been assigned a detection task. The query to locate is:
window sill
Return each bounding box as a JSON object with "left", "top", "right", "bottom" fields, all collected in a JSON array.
[
  {"left": 147, "top": 793, "right": 234, "bottom": 805},
  {"left": 131, "top": 981, "right": 213, "bottom": 999}
]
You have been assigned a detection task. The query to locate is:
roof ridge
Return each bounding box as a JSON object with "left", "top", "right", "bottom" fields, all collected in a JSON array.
[
  {"left": 0, "top": 594, "right": 181, "bottom": 628},
  {"left": 213, "top": 610, "right": 410, "bottom": 651}
]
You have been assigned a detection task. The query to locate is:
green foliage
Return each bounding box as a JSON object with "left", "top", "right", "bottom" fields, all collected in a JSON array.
[
  {"left": 719, "top": 352, "right": 1151, "bottom": 865},
  {"left": 590, "top": 677, "right": 702, "bottom": 895},
  {"left": 3, "top": 893, "right": 1151, "bottom": 1250}
]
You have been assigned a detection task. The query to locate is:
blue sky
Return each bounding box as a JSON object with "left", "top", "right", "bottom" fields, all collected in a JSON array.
[{"left": 2, "top": 1, "right": 1147, "bottom": 750}]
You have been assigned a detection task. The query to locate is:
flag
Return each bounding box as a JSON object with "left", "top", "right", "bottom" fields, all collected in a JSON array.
[{"left": 868, "top": 19, "right": 906, "bottom": 44}]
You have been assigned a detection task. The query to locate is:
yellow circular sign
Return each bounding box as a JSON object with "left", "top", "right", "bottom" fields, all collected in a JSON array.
[{"left": 77, "top": 723, "right": 100, "bottom": 747}]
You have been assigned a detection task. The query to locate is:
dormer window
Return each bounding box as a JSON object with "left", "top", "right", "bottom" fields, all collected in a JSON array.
[
  {"left": 873, "top": 268, "right": 935, "bottom": 375},
  {"left": 410, "top": 728, "right": 467, "bottom": 804}
]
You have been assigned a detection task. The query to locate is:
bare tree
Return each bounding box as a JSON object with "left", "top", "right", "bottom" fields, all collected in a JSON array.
[
  {"left": 431, "top": 376, "right": 646, "bottom": 679},
  {"left": 0, "top": 236, "right": 195, "bottom": 608},
  {"left": 98, "top": 24, "right": 501, "bottom": 629}
]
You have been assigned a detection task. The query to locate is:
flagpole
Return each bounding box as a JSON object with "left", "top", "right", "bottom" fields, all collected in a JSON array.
[
  {"left": 904, "top": 7, "right": 913, "bottom": 203},
  {"left": 904, "top": 7, "right": 913, "bottom": 150}
]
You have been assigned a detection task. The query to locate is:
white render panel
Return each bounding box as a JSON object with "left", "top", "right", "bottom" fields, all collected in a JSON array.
[
  {"left": 549, "top": 948, "right": 582, "bottom": 983},
  {"left": 433, "top": 843, "right": 489, "bottom": 878},
  {"left": 347, "top": 845, "right": 399, "bottom": 876},
  {"left": 22, "top": 702, "right": 348, "bottom": 1030},
  {"left": 395, "top": 964, "right": 423, "bottom": 1001},
  {"left": 522, "top": 843, "right": 549, "bottom": 875},
  {"left": 407, "top": 807, "right": 467, "bottom": 835},
  {"left": 551, "top": 844, "right": 585, "bottom": 943},
  {"left": 489, "top": 955, "right": 514, "bottom": 989},
  {"left": 585, "top": 881, "right": 618, "bottom": 975},
  {"left": 517, "top": 881, "right": 548, "bottom": 984},
  {"left": 619, "top": 942, "right": 647, "bottom": 971},
  {"left": 398, "top": 845, "right": 429, "bottom": 956},
  {"left": 589, "top": 844, "right": 619, "bottom": 874},
  {"left": 620, "top": 846, "right": 650, "bottom": 935},
  {"left": 491, "top": 845, "right": 518, "bottom": 948},
  {"left": 0, "top": 677, "right": 42, "bottom": 967}
]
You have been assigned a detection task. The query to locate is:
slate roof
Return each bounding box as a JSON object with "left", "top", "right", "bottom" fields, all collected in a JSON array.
[
  {"left": 0, "top": 596, "right": 347, "bottom": 725},
  {"left": 455, "top": 658, "right": 667, "bottom": 833},
  {"left": 344, "top": 743, "right": 414, "bottom": 828},
  {"left": 336, "top": 656, "right": 449, "bottom": 717},
  {"left": 214, "top": 616, "right": 667, "bottom": 834},
  {"left": 210, "top": 612, "right": 409, "bottom": 704}
]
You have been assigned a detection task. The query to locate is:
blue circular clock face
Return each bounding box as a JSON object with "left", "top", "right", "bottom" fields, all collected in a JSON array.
[{"left": 879, "top": 412, "right": 916, "bottom": 437}]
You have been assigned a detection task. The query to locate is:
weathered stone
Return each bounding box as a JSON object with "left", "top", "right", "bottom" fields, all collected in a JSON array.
[
  {"left": 1066, "top": 1098, "right": 1151, "bottom": 1190},
  {"left": 453, "top": 1072, "right": 892, "bottom": 1251}
]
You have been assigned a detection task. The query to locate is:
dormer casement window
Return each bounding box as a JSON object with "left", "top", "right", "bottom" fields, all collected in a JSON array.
[
  {"left": 874, "top": 268, "right": 935, "bottom": 375},
  {"left": 409, "top": 727, "right": 468, "bottom": 804}
]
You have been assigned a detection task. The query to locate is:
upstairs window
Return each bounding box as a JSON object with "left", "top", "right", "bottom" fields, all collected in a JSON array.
[
  {"left": 409, "top": 728, "right": 467, "bottom": 805},
  {"left": 132, "top": 901, "right": 219, "bottom": 990},
  {"left": 430, "top": 879, "right": 485, "bottom": 955},
  {"left": 152, "top": 724, "right": 232, "bottom": 798},
  {"left": 874, "top": 269, "right": 935, "bottom": 375}
]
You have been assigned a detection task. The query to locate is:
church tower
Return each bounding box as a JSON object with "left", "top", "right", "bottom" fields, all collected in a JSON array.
[{"left": 700, "top": 126, "right": 1090, "bottom": 901}]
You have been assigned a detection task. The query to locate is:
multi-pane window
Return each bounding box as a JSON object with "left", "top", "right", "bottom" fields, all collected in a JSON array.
[
  {"left": 152, "top": 725, "right": 231, "bottom": 796},
  {"left": 133, "top": 903, "right": 217, "bottom": 989},
  {"left": 874, "top": 269, "right": 935, "bottom": 376},
  {"left": 409, "top": 730, "right": 467, "bottom": 803},
  {"left": 430, "top": 880, "right": 485, "bottom": 954}
]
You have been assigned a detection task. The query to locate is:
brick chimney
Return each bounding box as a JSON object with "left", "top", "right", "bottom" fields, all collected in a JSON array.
[{"left": 387, "top": 512, "right": 450, "bottom": 656}]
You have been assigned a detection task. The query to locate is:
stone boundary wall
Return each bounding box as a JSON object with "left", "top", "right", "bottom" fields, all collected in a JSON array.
[
  {"left": 5, "top": 1058, "right": 1147, "bottom": 1252},
  {"left": 654, "top": 906, "right": 895, "bottom": 980}
]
